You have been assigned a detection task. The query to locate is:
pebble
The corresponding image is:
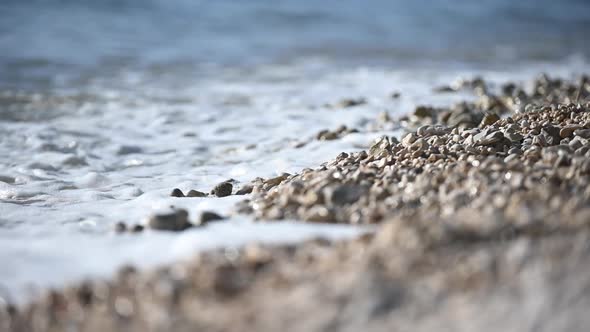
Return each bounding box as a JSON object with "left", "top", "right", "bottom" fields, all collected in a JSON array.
[
  {"left": 131, "top": 224, "right": 144, "bottom": 233},
  {"left": 479, "top": 112, "right": 500, "bottom": 127},
  {"left": 170, "top": 188, "right": 185, "bottom": 197},
  {"left": 211, "top": 182, "right": 233, "bottom": 197},
  {"left": 324, "top": 184, "right": 366, "bottom": 206},
  {"left": 187, "top": 190, "right": 207, "bottom": 198},
  {"left": 148, "top": 209, "right": 191, "bottom": 231},
  {"left": 198, "top": 211, "right": 225, "bottom": 226},
  {"left": 574, "top": 128, "right": 590, "bottom": 139},
  {"left": 114, "top": 222, "right": 127, "bottom": 233},
  {"left": 335, "top": 98, "right": 366, "bottom": 108},
  {"left": 504, "top": 131, "right": 523, "bottom": 142},
  {"left": 414, "top": 106, "right": 433, "bottom": 118},
  {"left": 560, "top": 125, "right": 582, "bottom": 138},
  {"left": 401, "top": 133, "right": 416, "bottom": 147},
  {"left": 264, "top": 174, "right": 290, "bottom": 189},
  {"left": 236, "top": 185, "right": 254, "bottom": 195}
]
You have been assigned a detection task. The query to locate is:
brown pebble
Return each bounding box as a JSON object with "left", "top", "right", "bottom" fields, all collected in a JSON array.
[
  {"left": 480, "top": 112, "right": 500, "bottom": 127},
  {"left": 560, "top": 125, "right": 582, "bottom": 138},
  {"left": 336, "top": 98, "right": 366, "bottom": 108},
  {"left": 186, "top": 190, "right": 207, "bottom": 198}
]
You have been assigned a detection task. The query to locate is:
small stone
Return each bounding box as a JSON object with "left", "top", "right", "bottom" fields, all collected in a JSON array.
[
  {"left": 560, "top": 125, "right": 583, "bottom": 138},
  {"left": 504, "top": 154, "right": 519, "bottom": 163},
  {"left": 410, "top": 138, "right": 428, "bottom": 151},
  {"left": 131, "top": 224, "right": 144, "bottom": 233},
  {"left": 304, "top": 206, "right": 335, "bottom": 223},
  {"left": 434, "top": 85, "right": 456, "bottom": 93},
  {"left": 569, "top": 137, "right": 585, "bottom": 150},
  {"left": 416, "top": 125, "right": 430, "bottom": 137},
  {"left": 504, "top": 131, "right": 524, "bottom": 142},
  {"left": 211, "top": 182, "right": 233, "bottom": 197},
  {"left": 198, "top": 211, "right": 225, "bottom": 226},
  {"left": 449, "top": 143, "right": 463, "bottom": 152},
  {"left": 369, "top": 136, "right": 392, "bottom": 156},
  {"left": 264, "top": 174, "right": 290, "bottom": 189},
  {"left": 414, "top": 106, "right": 433, "bottom": 118},
  {"left": 336, "top": 98, "right": 366, "bottom": 108},
  {"left": 186, "top": 190, "right": 207, "bottom": 198},
  {"left": 114, "top": 222, "right": 127, "bottom": 233},
  {"left": 317, "top": 130, "right": 339, "bottom": 141},
  {"left": 402, "top": 133, "right": 416, "bottom": 147},
  {"left": 574, "top": 129, "right": 590, "bottom": 139},
  {"left": 170, "top": 188, "right": 185, "bottom": 197},
  {"left": 148, "top": 209, "right": 191, "bottom": 231},
  {"left": 236, "top": 185, "right": 254, "bottom": 195},
  {"left": 324, "top": 184, "right": 366, "bottom": 206},
  {"left": 508, "top": 147, "right": 522, "bottom": 155},
  {"left": 479, "top": 112, "right": 500, "bottom": 127},
  {"left": 476, "top": 131, "right": 503, "bottom": 146}
]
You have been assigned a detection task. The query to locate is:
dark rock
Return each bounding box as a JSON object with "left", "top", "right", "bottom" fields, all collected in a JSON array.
[
  {"left": 187, "top": 190, "right": 207, "bottom": 197},
  {"left": 542, "top": 124, "right": 561, "bottom": 144},
  {"left": 336, "top": 98, "right": 366, "bottom": 108},
  {"left": 170, "top": 188, "right": 185, "bottom": 197},
  {"left": 414, "top": 106, "right": 434, "bottom": 118},
  {"left": 199, "top": 211, "right": 225, "bottom": 226},
  {"left": 114, "top": 222, "right": 127, "bottom": 233},
  {"left": 212, "top": 182, "right": 233, "bottom": 197},
  {"left": 117, "top": 145, "right": 143, "bottom": 155},
  {"left": 131, "top": 224, "right": 144, "bottom": 233},
  {"left": 317, "top": 129, "right": 339, "bottom": 141},
  {"left": 148, "top": 209, "right": 191, "bottom": 231},
  {"left": 434, "top": 85, "right": 456, "bottom": 93},
  {"left": 236, "top": 185, "right": 254, "bottom": 195},
  {"left": 479, "top": 112, "right": 500, "bottom": 127}
]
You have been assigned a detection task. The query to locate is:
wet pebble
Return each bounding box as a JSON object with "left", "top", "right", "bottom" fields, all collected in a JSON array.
[
  {"left": 212, "top": 182, "right": 233, "bottom": 197},
  {"left": 170, "top": 188, "right": 185, "bottom": 197},
  {"left": 198, "top": 211, "right": 225, "bottom": 226},
  {"left": 114, "top": 222, "right": 127, "bottom": 233},
  {"left": 236, "top": 185, "right": 254, "bottom": 195},
  {"left": 131, "top": 224, "right": 144, "bottom": 233},
  {"left": 148, "top": 209, "right": 191, "bottom": 231},
  {"left": 187, "top": 190, "right": 207, "bottom": 198}
]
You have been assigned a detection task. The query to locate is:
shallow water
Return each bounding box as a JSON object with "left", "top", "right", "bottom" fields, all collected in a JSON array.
[{"left": 1, "top": 0, "right": 590, "bottom": 303}]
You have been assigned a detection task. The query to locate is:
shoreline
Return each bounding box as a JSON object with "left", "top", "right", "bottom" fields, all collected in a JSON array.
[{"left": 4, "top": 73, "right": 590, "bottom": 331}]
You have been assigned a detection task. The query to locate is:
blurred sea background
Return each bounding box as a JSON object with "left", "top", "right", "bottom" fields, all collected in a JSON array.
[
  {"left": 2, "top": 0, "right": 590, "bottom": 88},
  {"left": 1, "top": 0, "right": 590, "bottom": 302}
]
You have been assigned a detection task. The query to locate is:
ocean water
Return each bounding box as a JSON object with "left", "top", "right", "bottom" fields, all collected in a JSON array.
[{"left": 1, "top": 0, "right": 590, "bottom": 303}]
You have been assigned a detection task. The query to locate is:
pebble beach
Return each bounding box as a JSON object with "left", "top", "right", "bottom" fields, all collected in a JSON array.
[
  {"left": 4, "top": 74, "right": 590, "bottom": 331},
  {"left": 3, "top": 1, "right": 590, "bottom": 331}
]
